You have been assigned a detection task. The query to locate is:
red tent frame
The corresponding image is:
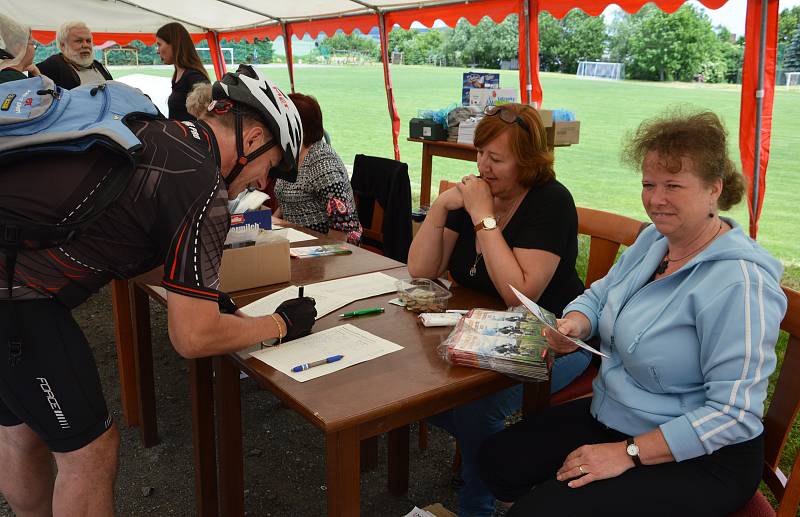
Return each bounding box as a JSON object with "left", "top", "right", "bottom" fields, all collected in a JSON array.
[{"left": 31, "top": 0, "right": 777, "bottom": 237}]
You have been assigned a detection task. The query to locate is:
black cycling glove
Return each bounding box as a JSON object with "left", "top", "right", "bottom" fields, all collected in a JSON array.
[{"left": 275, "top": 297, "right": 317, "bottom": 340}]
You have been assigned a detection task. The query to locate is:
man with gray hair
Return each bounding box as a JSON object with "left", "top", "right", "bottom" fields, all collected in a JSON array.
[{"left": 37, "top": 21, "right": 112, "bottom": 89}]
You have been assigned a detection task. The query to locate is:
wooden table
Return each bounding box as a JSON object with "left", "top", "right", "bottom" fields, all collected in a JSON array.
[
  {"left": 214, "top": 267, "right": 550, "bottom": 516},
  {"left": 124, "top": 223, "right": 403, "bottom": 516},
  {"left": 408, "top": 137, "right": 477, "bottom": 208}
]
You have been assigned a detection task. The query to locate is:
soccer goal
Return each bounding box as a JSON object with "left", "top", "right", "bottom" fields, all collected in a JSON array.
[
  {"left": 787, "top": 72, "right": 800, "bottom": 88},
  {"left": 577, "top": 61, "right": 624, "bottom": 81}
]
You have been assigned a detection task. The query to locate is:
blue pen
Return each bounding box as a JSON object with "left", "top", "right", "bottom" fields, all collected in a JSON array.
[{"left": 292, "top": 354, "right": 344, "bottom": 373}]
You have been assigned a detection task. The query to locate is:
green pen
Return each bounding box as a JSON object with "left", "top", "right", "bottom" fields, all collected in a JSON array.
[{"left": 340, "top": 307, "right": 385, "bottom": 318}]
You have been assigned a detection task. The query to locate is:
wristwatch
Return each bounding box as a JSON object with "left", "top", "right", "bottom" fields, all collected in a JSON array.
[
  {"left": 473, "top": 216, "right": 498, "bottom": 232},
  {"left": 626, "top": 437, "right": 642, "bottom": 467}
]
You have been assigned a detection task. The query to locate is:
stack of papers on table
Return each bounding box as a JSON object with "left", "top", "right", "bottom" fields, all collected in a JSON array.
[
  {"left": 443, "top": 308, "right": 552, "bottom": 381},
  {"left": 457, "top": 117, "right": 481, "bottom": 145}
]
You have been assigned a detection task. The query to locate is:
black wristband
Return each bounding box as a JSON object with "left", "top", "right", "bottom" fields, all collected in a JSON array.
[{"left": 218, "top": 293, "right": 238, "bottom": 314}]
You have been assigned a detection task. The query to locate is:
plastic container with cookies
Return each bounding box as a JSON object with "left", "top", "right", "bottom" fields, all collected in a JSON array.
[{"left": 396, "top": 278, "right": 453, "bottom": 313}]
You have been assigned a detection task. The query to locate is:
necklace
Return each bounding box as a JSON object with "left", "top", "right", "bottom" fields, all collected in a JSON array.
[
  {"left": 469, "top": 253, "right": 483, "bottom": 277},
  {"left": 655, "top": 221, "right": 723, "bottom": 275},
  {"left": 469, "top": 189, "right": 528, "bottom": 277}
]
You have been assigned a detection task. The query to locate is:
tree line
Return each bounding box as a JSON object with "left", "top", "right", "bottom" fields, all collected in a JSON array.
[{"left": 386, "top": 5, "right": 800, "bottom": 83}]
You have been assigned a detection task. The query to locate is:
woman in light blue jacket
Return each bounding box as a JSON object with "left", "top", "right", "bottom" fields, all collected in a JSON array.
[{"left": 478, "top": 110, "right": 788, "bottom": 517}]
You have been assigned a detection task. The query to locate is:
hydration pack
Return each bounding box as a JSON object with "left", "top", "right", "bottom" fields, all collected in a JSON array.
[{"left": 0, "top": 75, "right": 161, "bottom": 299}]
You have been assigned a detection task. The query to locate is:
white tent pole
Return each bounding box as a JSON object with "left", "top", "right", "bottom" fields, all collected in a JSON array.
[{"left": 751, "top": 0, "right": 769, "bottom": 226}]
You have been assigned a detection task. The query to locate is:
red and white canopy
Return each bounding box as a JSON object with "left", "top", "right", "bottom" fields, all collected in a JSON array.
[{"left": 6, "top": 0, "right": 778, "bottom": 237}]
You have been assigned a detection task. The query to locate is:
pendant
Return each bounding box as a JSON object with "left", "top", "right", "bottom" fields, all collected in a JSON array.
[{"left": 469, "top": 253, "right": 482, "bottom": 277}]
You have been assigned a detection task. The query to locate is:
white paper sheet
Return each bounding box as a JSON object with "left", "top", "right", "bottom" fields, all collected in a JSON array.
[
  {"left": 148, "top": 284, "right": 168, "bottom": 300},
  {"left": 403, "top": 508, "right": 437, "bottom": 517},
  {"left": 240, "top": 272, "right": 399, "bottom": 319},
  {"left": 509, "top": 285, "right": 608, "bottom": 358},
  {"left": 239, "top": 285, "right": 350, "bottom": 320},
  {"left": 250, "top": 324, "right": 403, "bottom": 382},
  {"left": 272, "top": 225, "right": 317, "bottom": 243},
  {"left": 311, "top": 271, "right": 399, "bottom": 299}
]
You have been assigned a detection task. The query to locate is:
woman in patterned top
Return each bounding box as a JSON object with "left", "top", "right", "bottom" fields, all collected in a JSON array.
[{"left": 274, "top": 93, "right": 362, "bottom": 244}]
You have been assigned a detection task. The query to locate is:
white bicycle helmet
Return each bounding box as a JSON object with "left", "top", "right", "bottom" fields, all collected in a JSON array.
[{"left": 211, "top": 65, "right": 303, "bottom": 184}]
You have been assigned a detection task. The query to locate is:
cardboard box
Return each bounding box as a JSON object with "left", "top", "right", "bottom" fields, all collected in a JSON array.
[
  {"left": 553, "top": 120, "right": 580, "bottom": 145},
  {"left": 536, "top": 109, "right": 554, "bottom": 128},
  {"left": 218, "top": 238, "right": 290, "bottom": 292}
]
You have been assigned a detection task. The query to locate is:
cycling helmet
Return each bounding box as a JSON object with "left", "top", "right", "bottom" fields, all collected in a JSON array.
[{"left": 211, "top": 64, "right": 303, "bottom": 184}]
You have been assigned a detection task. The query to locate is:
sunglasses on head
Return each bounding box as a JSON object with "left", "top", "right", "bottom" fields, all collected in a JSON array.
[{"left": 484, "top": 105, "right": 530, "bottom": 134}]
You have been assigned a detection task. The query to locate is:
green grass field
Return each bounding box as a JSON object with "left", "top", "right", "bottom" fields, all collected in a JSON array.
[
  {"left": 115, "top": 64, "right": 800, "bottom": 286},
  {"left": 114, "top": 64, "right": 798, "bottom": 507}
]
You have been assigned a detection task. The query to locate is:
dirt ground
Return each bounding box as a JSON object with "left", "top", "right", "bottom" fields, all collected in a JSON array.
[{"left": 0, "top": 285, "right": 461, "bottom": 516}]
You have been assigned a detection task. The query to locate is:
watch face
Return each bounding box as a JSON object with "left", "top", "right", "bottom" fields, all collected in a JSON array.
[
  {"left": 483, "top": 217, "right": 497, "bottom": 230},
  {"left": 626, "top": 443, "right": 639, "bottom": 456}
]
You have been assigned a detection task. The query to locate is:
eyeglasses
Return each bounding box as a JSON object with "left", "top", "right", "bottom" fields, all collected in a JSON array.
[{"left": 484, "top": 105, "right": 530, "bottom": 134}]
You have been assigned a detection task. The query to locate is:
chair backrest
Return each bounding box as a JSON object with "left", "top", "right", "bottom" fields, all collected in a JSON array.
[
  {"left": 577, "top": 207, "right": 648, "bottom": 288},
  {"left": 351, "top": 154, "right": 412, "bottom": 262},
  {"left": 439, "top": 180, "right": 457, "bottom": 195},
  {"left": 761, "top": 286, "right": 800, "bottom": 516}
]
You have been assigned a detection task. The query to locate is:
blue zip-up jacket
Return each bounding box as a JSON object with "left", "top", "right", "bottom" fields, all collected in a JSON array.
[{"left": 565, "top": 218, "right": 787, "bottom": 462}]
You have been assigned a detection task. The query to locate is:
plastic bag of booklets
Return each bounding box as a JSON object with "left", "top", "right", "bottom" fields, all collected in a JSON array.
[{"left": 438, "top": 306, "right": 553, "bottom": 382}]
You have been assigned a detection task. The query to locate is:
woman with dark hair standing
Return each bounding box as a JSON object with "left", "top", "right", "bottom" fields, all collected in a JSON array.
[{"left": 155, "top": 22, "right": 210, "bottom": 121}]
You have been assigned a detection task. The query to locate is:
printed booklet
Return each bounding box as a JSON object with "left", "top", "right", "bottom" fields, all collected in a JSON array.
[{"left": 290, "top": 244, "right": 352, "bottom": 258}]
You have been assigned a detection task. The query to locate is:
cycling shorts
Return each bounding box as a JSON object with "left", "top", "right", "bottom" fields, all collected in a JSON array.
[{"left": 0, "top": 299, "right": 112, "bottom": 452}]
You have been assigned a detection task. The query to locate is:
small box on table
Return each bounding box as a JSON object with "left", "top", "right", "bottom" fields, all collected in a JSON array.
[{"left": 218, "top": 237, "right": 290, "bottom": 292}]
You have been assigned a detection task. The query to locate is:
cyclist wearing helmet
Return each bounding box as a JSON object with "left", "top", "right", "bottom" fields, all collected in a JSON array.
[{"left": 0, "top": 65, "right": 314, "bottom": 515}]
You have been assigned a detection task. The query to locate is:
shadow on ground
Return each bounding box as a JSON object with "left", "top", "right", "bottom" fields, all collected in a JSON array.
[{"left": 0, "top": 285, "right": 460, "bottom": 516}]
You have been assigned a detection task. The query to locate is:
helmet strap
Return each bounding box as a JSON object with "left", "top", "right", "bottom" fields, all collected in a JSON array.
[{"left": 223, "top": 108, "right": 277, "bottom": 187}]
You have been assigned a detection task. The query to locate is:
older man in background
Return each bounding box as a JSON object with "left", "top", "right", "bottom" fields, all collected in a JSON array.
[{"left": 37, "top": 21, "right": 112, "bottom": 88}]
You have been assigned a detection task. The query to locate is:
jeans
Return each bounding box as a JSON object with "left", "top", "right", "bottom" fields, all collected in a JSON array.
[{"left": 427, "top": 349, "right": 592, "bottom": 517}]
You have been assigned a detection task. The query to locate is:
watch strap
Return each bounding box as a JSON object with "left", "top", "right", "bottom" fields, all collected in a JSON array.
[
  {"left": 626, "top": 437, "right": 642, "bottom": 467},
  {"left": 473, "top": 217, "right": 497, "bottom": 232}
]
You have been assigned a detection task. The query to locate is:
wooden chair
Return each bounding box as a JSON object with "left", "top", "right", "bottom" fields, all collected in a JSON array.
[
  {"left": 352, "top": 191, "right": 385, "bottom": 256},
  {"left": 549, "top": 207, "right": 648, "bottom": 405},
  {"left": 730, "top": 286, "right": 800, "bottom": 517}
]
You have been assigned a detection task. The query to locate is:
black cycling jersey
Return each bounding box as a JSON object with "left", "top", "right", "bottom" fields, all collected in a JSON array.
[{"left": 0, "top": 117, "right": 230, "bottom": 307}]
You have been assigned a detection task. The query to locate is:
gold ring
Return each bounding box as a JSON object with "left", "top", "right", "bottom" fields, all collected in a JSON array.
[{"left": 578, "top": 465, "right": 585, "bottom": 474}]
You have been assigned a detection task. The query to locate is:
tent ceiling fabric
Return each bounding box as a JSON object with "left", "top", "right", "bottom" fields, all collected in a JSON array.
[
  {"left": 4, "top": 0, "right": 204, "bottom": 34},
  {"left": 11, "top": 0, "right": 733, "bottom": 42}
]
